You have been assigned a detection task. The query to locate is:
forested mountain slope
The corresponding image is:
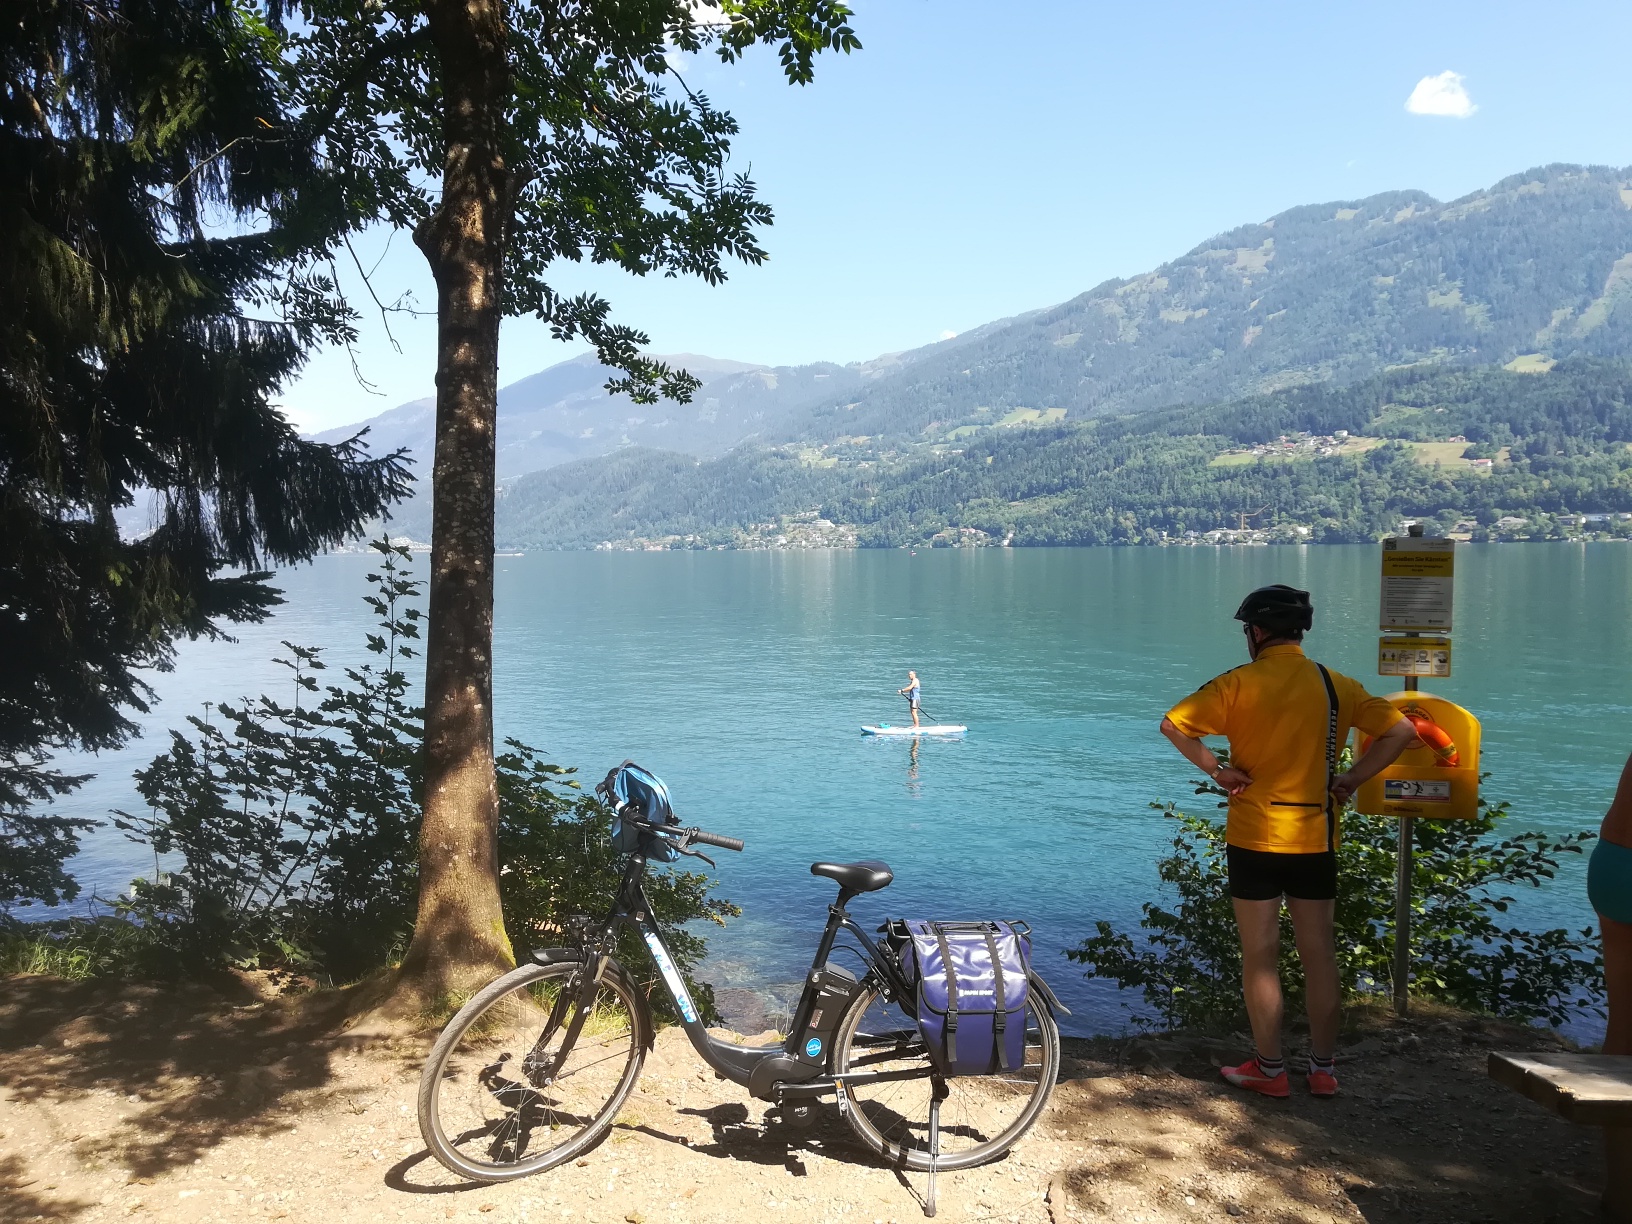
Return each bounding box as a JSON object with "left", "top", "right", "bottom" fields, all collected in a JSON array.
[
  {"left": 782, "top": 164, "right": 1632, "bottom": 444},
  {"left": 492, "top": 359, "right": 1632, "bottom": 549}
]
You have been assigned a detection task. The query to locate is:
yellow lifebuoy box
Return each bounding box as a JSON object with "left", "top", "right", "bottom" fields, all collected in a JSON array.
[{"left": 1354, "top": 693, "right": 1482, "bottom": 820}]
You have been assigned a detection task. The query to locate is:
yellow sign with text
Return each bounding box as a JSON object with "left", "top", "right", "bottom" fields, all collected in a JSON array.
[
  {"left": 1355, "top": 693, "right": 1481, "bottom": 820},
  {"left": 1378, "top": 636, "right": 1452, "bottom": 678}
]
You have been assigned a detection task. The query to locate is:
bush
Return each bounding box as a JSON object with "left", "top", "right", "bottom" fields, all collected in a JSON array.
[
  {"left": 495, "top": 741, "right": 739, "bottom": 1019},
  {"left": 1068, "top": 778, "right": 1603, "bottom": 1030},
  {"left": 81, "top": 539, "right": 735, "bottom": 1001}
]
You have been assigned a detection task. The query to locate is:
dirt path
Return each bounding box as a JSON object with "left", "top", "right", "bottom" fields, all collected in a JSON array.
[{"left": 0, "top": 975, "right": 1607, "bottom": 1224}]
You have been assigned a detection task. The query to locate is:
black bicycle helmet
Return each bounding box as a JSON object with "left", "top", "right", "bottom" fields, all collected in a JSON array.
[{"left": 1233, "top": 584, "right": 1314, "bottom": 633}]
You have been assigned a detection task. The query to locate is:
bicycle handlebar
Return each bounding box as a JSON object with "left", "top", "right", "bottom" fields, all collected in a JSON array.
[
  {"left": 622, "top": 814, "right": 744, "bottom": 853},
  {"left": 687, "top": 828, "right": 745, "bottom": 853}
]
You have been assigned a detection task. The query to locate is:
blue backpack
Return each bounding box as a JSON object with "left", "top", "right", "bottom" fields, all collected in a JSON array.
[
  {"left": 892, "top": 920, "right": 1031, "bottom": 1077},
  {"left": 600, "top": 761, "right": 681, "bottom": 863}
]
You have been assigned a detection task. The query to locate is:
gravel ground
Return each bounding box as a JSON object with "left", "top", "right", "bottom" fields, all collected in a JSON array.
[{"left": 0, "top": 974, "right": 1608, "bottom": 1224}]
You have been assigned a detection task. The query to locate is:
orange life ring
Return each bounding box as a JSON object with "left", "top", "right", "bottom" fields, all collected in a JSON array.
[{"left": 1402, "top": 705, "right": 1459, "bottom": 767}]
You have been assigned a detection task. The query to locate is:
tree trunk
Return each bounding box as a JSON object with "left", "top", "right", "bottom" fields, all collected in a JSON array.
[{"left": 391, "top": 0, "right": 515, "bottom": 1010}]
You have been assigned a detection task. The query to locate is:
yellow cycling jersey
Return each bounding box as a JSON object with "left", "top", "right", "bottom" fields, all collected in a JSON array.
[{"left": 1165, "top": 643, "right": 1405, "bottom": 853}]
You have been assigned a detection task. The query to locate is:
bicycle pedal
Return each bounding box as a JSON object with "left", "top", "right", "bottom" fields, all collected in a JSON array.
[{"left": 771, "top": 1102, "right": 817, "bottom": 1128}]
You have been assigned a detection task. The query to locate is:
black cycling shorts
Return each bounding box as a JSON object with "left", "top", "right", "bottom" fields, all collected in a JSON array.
[{"left": 1226, "top": 845, "right": 1337, "bottom": 901}]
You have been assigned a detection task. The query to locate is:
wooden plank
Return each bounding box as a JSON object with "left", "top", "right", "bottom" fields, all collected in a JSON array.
[{"left": 1487, "top": 1053, "right": 1632, "bottom": 1126}]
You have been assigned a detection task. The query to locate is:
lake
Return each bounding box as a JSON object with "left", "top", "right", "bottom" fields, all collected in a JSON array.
[{"left": 44, "top": 543, "right": 1631, "bottom": 1039}]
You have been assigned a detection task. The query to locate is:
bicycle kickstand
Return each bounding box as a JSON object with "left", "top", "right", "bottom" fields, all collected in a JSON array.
[{"left": 925, "top": 1076, "right": 948, "bottom": 1218}]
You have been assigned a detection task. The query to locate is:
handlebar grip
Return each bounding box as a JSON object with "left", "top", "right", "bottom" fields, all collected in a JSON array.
[{"left": 690, "top": 829, "right": 745, "bottom": 852}]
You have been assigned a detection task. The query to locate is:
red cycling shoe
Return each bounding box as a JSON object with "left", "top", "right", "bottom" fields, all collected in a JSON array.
[
  {"left": 1221, "top": 1056, "right": 1290, "bottom": 1099},
  {"left": 1307, "top": 1063, "right": 1339, "bottom": 1097}
]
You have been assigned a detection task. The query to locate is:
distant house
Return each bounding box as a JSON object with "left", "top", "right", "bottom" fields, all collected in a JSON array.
[
  {"left": 1467, "top": 458, "right": 1494, "bottom": 471},
  {"left": 1448, "top": 435, "right": 1467, "bottom": 443}
]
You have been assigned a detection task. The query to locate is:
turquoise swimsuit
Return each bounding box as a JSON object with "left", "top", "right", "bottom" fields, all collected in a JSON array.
[{"left": 1588, "top": 838, "right": 1632, "bottom": 925}]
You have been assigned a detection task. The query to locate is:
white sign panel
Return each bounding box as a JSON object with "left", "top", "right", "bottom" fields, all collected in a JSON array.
[{"left": 1379, "top": 537, "right": 1454, "bottom": 632}]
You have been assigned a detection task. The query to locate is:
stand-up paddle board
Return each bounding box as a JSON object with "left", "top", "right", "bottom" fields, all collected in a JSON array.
[{"left": 861, "top": 723, "right": 967, "bottom": 736}]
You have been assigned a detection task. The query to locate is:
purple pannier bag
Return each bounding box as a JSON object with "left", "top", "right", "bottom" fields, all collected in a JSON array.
[{"left": 896, "top": 920, "right": 1031, "bottom": 1077}]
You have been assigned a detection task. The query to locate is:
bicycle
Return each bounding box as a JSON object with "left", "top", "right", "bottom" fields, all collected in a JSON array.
[{"left": 417, "top": 764, "right": 1067, "bottom": 1208}]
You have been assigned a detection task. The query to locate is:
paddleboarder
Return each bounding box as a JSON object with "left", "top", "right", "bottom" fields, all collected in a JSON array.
[{"left": 898, "top": 671, "right": 922, "bottom": 729}]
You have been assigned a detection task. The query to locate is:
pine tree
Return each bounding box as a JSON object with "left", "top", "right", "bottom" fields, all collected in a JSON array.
[{"left": 0, "top": 0, "right": 410, "bottom": 909}]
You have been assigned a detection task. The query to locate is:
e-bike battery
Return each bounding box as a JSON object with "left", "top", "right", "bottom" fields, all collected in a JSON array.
[{"left": 791, "top": 964, "right": 860, "bottom": 1068}]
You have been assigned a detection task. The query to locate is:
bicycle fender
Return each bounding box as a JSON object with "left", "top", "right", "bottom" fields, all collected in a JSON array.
[
  {"left": 530, "top": 947, "right": 585, "bottom": 964},
  {"left": 528, "top": 949, "right": 655, "bottom": 1051},
  {"left": 1027, "top": 970, "right": 1071, "bottom": 1017}
]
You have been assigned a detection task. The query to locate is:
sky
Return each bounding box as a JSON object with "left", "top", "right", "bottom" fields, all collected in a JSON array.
[{"left": 282, "top": 0, "right": 1632, "bottom": 433}]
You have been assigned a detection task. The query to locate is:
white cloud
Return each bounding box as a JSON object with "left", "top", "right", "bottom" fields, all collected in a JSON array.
[
  {"left": 1405, "top": 71, "right": 1477, "bottom": 118},
  {"left": 939, "top": 329, "right": 958, "bottom": 340}
]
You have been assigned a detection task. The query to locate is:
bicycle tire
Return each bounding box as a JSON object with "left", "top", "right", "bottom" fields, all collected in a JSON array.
[
  {"left": 418, "top": 958, "right": 649, "bottom": 1182},
  {"left": 832, "top": 982, "right": 1059, "bottom": 1172}
]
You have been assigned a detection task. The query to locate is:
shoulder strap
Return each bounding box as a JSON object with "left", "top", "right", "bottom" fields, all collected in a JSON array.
[{"left": 1315, "top": 663, "right": 1340, "bottom": 852}]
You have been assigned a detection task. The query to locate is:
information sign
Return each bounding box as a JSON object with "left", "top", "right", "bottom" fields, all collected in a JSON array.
[
  {"left": 1379, "top": 537, "right": 1454, "bottom": 631},
  {"left": 1378, "top": 636, "right": 1452, "bottom": 678}
]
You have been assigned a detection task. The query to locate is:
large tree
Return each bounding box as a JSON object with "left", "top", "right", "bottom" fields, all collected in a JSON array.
[
  {"left": 289, "top": 0, "right": 858, "bottom": 1003},
  {"left": 0, "top": 0, "right": 410, "bottom": 909}
]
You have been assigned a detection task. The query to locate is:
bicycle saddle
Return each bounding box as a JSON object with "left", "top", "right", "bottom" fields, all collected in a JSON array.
[{"left": 811, "top": 860, "right": 894, "bottom": 893}]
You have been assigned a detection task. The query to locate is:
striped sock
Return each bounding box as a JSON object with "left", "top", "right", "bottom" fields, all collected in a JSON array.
[
  {"left": 1255, "top": 1052, "right": 1285, "bottom": 1075},
  {"left": 1309, "top": 1053, "right": 1335, "bottom": 1074}
]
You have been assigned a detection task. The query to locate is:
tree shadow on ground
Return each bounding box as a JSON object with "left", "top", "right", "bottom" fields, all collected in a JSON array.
[
  {"left": 0, "top": 974, "right": 417, "bottom": 1186},
  {"left": 1049, "top": 1014, "right": 1604, "bottom": 1224},
  {"left": 0, "top": 1153, "right": 95, "bottom": 1223}
]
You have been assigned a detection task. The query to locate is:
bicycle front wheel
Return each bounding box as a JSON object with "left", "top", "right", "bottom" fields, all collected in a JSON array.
[
  {"left": 418, "top": 958, "right": 649, "bottom": 1183},
  {"left": 832, "top": 983, "right": 1059, "bottom": 1171}
]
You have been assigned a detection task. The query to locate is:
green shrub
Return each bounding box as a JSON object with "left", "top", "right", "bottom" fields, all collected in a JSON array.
[
  {"left": 1068, "top": 780, "right": 1602, "bottom": 1030},
  {"left": 495, "top": 741, "right": 739, "bottom": 1019},
  {"left": 76, "top": 539, "right": 736, "bottom": 1002}
]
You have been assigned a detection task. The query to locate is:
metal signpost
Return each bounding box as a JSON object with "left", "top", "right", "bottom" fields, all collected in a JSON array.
[{"left": 1378, "top": 525, "right": 1451, "bottom": 1016}]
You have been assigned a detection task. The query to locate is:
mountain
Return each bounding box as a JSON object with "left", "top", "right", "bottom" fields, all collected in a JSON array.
[
  {"left": 780, "top": 163, "right": 1632, "bottom": 444},
  {"left": 492, "top": 357, "right": 1632, "bottom": 550},
  {"left": 313, "top": 352, "right": 785, "bottom": 479},
  {"left": 319, "top": 162, "right": 1632, "bottom": 547},
  {"left": 310, "top": 324, "right": 1021, "bottom": 481}
]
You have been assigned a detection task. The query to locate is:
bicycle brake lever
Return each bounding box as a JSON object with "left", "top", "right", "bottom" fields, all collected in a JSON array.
[{"left": 675, "top": 841, "right": 716, "bottom": 869}]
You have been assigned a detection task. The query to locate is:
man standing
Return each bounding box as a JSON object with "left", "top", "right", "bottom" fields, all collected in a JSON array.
[
  {"left": 1159, "top": 585, "right": 1415, "bottom": 1098},
  {"left": 897, "top": 671, "right": 922, "bottom": 729}
]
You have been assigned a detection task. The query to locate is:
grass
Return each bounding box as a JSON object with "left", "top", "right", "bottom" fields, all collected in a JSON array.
[
  {"left": 1407, "top": 441, "right": 1473, "bottom": 467},
  {"left": 0, "top": 917, "right": 147, "bottom": 978},
  {"left": 1505, "top": 353, "right": 1557, "bottom": 374},
  {"left": 996, "top": 407, "right": 1066, "bottom": 427}
]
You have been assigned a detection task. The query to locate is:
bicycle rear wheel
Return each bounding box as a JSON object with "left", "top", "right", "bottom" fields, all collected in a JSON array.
[
  {"left": 418, "top": 958, "right": 648, "bottom": 1182},
  {"left": 832, "top": 983, "right": 1058, "bottom": 1171}
]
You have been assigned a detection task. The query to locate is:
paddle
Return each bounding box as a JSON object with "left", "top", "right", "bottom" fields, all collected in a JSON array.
[{"left": 904, "top": 694, "right": 945, "bottom": 724}]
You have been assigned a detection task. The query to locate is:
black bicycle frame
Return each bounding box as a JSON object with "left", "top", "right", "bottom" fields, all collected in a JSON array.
[{"left": 547, "top": 844, "right": 929, "bottom": 1104}]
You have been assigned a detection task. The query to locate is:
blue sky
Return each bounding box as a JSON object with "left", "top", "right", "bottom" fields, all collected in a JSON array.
[{"left": 284, "top": 0, "right": 1632, "bottom": 432}]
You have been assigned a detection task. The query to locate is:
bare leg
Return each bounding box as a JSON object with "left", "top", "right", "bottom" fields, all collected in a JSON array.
[
  {"left": 911, "top": 704, "right": 920, "bottom": 728},
  {"left": 1287, "top": 897, "right": 1341, "bottom": 1060},
  {"left": 1233, "top": 898, "right": 1284, "bottom": 1060},
  {"left": 1603, "top": 914, "right": 1632, "bottom": 1055}
]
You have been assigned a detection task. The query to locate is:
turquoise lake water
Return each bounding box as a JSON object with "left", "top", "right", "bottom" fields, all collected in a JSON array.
[{"left": 46, "top": 544, "right": 1631, "bottom": 1039}]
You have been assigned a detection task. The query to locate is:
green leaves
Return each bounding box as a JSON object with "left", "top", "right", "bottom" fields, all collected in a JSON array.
[
  {"left": 102, "top": 536, "right": 737, "bottom": 991},
  {"left": 1069, "top": 791, "right": 1604, "bottom": 1030},
  {"left": 285, "top": 0, "right": 856, "bottom": 401}
]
